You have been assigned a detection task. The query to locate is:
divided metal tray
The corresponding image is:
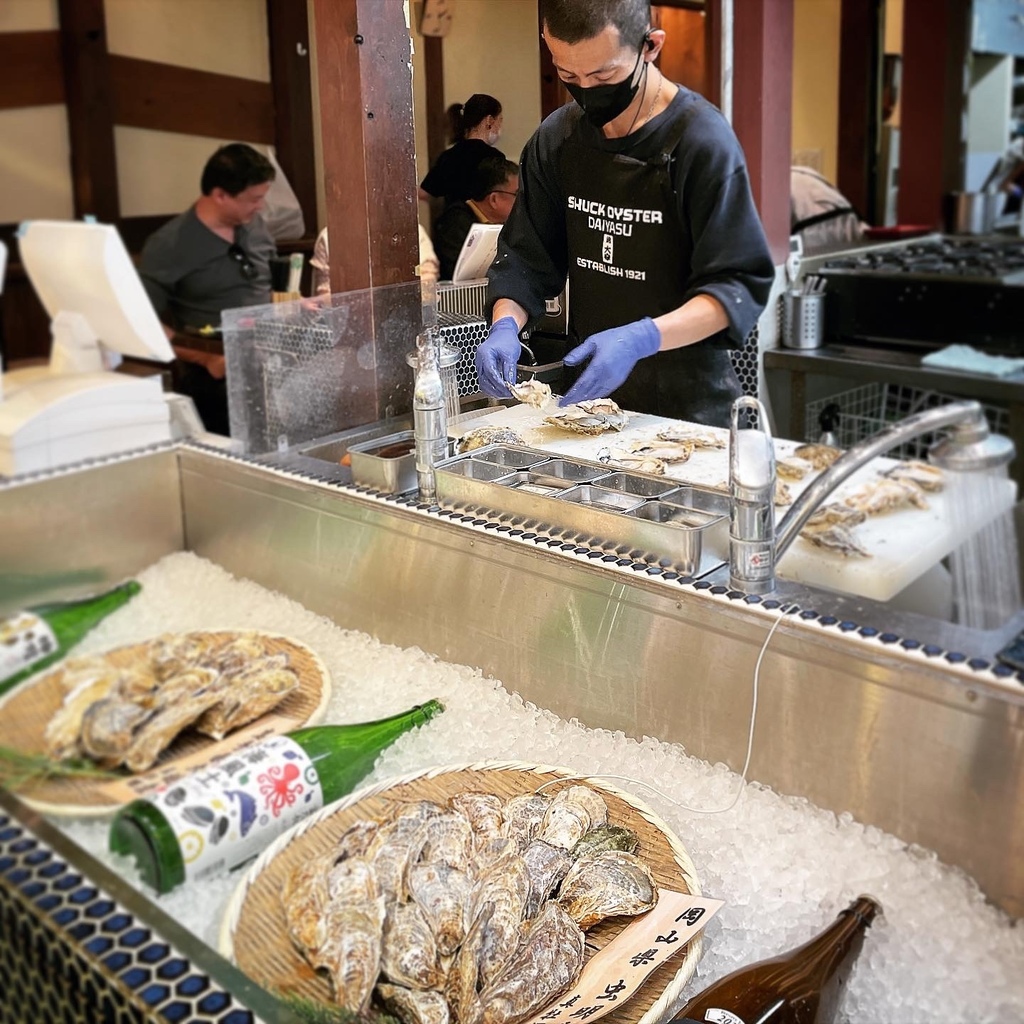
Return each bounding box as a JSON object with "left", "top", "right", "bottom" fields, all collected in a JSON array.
[{"left": 433, "top": 444, "right": 729, "bottom": 577}]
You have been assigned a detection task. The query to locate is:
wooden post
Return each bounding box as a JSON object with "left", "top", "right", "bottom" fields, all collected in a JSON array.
[
  {"left": 731, "top": 0, "right": 793, "bottom": 265},
  {"left": 267, "top": 0, "right": 319, "bottom": 237},
  {"left": 57, "top": 0, "right": 120, "bottom": 223},
  {"left": 836, "top": 0, "right": 881, "bottom": 223},
  {"left": 311, "top": 0, "right": 421, "bottom": 425},
  {"left": 898, "top": 0, "right": 971, "bottom": 226}
]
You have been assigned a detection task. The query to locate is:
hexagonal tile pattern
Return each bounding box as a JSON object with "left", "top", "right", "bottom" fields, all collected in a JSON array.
[{"left": 0, "top": 812, "right": 258, "bottom": 1023}]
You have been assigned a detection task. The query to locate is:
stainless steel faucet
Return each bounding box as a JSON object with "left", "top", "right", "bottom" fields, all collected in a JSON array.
[{"left": 728, "top": 397, "right": 1015, "bottom": 595}]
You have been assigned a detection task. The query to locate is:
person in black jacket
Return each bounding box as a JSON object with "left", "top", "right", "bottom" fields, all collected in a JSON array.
[
  {"left": 434, "top": 156, "right": 519, "bottom": 280},
  {"left": 419, "top": 94, "right": 505, "bottom": 206},
  {"left": 477, "top": 0, "right": 774, "bottom": 426}
]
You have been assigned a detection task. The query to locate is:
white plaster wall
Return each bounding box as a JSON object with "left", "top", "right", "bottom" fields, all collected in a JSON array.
[
  {"left": 791, "top": 0, "right": 840, "bottom": 184},
  {"left": 0, "top": 0, "right": 72, "bottom": 222}
]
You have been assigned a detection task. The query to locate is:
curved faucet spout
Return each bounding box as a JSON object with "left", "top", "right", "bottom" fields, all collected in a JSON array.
[{"left": 774, "top": 399, "right": 987, "bottom": 562}]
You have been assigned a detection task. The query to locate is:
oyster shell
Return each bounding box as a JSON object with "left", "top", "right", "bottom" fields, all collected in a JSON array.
[
  {"left": 556, "top": 849, "right": 658, "bottom": 930},
  {"left": 79, "top": 697, "right": 151, "bottom": 764},
  {"left": 537, "top": 786, "right": 609, "bottom": 849},
  {"left": 570, "top": 824, "right": 640, "bottom": 859},
  {"left": 844, "top": 477, "right": 929, "bottom": 515},
  {"left": 380, "top": 900, "right": 445, "bottom": 991},
  {"left": 449, "top": 791, "right": 504, "bottom": 839},
  {"left": 407, "top": 859, "right": 472, "bottom": 956},
  {"left": 800, "top": 524, "right": 871, "bottom": 558},
  {"left": 477, "top": 902, "right": 586, "bottom": 1024},
  {"left": 793, "top": 443, "right": 842, "bottom": 470},
  {"left": 44, "top": 664, "right": 123, "bottom": 760},
  {"left": 377, "top": 983, "right": 450, "bottom": 1024},
  {"left": 801, "top": 502, "right": 867, "bottom": 535},
  {"left": 457, "top": 427, "right": 526, "bottom": 454},
  {"left": 500, "top": 793, "right": 550, "bottom": 850},
  {"left": 626, "top": 438, "right": 695, "bottom": 464},
  {"left": 774, "top": 480, "right": 794, "bottom": 506},
  {"left": 310, "top": 894, "right": 386, "bottom": 1013},
  {"left": 467, "top": 850, "right": 531, "bottom": 987},
  {"left": 656, "top": 425, "right": 727, "bottom": 450},
  {"left": 605, "top": 450, "right": 667, "bottom": 475},
  {"left": 521, "top": 839, "right": 572, "bottom": 919},
  {"left": 883, "top": 460, "right": 944, "bottom": 492},
  {"left": 282, "top": 854, "right": 331, "bottom": 954},
  {"left": 545, "top": 399, "right": 629, "bottom": 436},
  {"left": 122, "top": 686, "right": 222, "bottom": 771},
  {"left": 507, "top": 378, "right": 552, "bottom": 409},
  {"left": 194, "top": 664, "right": 299, "bottom": 741},
  {"left": 777, "top": 455, "right": 813, "bottom": 481},
  {"left": 446, "top": 902, "right": 490, "bottom": 1024},
  {"left": 410, "top": 810, "right": 476, "bottom": 871},
  {"left": 149, "top": 632, "right": 209, "bottom": 681}
]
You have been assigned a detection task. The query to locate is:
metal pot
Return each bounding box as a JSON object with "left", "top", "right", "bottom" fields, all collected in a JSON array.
[{"left": 942, "top": 191, "right": 999, "bottom": 235}]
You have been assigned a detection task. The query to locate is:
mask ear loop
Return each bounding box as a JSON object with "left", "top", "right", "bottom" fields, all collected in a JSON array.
[{"left": 624, "top": 45, "right": 652, "bottom": 136}]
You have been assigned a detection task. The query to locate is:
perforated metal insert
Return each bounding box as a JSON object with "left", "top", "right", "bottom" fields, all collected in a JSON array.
[
  {"left": 731, "top": 326, "right": 760, "bottom": 399},
  {"left": 438, "top": 311, "right": 488, "bottom": 398},
  {"left": 0, "top": 812, "right": 256, "bottom": 1024}
]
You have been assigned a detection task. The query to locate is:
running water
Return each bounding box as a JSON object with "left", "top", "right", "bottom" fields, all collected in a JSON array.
[{"left": 946, "top": 466, "right": 1021, "bottom": 630}]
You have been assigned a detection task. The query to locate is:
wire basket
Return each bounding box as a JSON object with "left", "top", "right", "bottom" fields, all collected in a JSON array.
[
  {"left": 805, "top": 382, "right": 1010, "bottom": 459},
  {"left": 437, "top": 279, "right": 489, "bottom": 319}
]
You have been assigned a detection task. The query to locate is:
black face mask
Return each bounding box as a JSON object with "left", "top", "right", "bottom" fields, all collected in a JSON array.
[{"left": 564, "top": 46, "right": 646, "bottom": 128}]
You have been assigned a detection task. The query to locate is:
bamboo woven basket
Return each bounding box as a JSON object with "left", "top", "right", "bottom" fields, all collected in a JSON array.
[
  {"left": 0, "top": 630, "right": 331, "bottom": 817},
  {"left": 221, "top": 761, "right": 703, "bottom": 1024}
]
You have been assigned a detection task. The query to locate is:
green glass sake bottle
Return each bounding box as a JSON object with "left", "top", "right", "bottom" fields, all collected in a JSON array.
[
  {"left": 109, "top": 699, "right": 445, "bottom": 893},
  {"left": 673, "top": 896, "right": 880, "bottom": 1024},
  {"left": 0, "top": 581, "right": 142, "bottom": 696}
]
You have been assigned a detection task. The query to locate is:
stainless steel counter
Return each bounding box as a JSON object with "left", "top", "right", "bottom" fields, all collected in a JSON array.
[{"left": 2, "top": 441, "right": 1021, "bottom": 924}]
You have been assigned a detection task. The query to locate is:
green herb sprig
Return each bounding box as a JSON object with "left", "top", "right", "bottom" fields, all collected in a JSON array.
[
  {"left": 0, "top": 745, "right": 120, "bottom": 791},
  {"left": 277, "top": 993, "right": 399, "bottom": 1024}
]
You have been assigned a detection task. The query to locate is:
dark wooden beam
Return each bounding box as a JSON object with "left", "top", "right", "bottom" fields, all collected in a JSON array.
[
  {"left": 266, "top": 0, "right": 319, "bottom": 234},
  {"left": 836, "top": 0, "right": 881, "bottom": 222},
  {"left": 703, "top": 0, "right": 721, "bottom": 110},
  {"left": 311, "top": 0, "right": 420, "bottom": 425},
  {"left": 0, "top": 31, "right": 64, "bottom": 109},
  {"left": 732, "top": 0, "right": 793, "bottom": 264},
  {"left": 58, "top": 0, "right": 120, "bottom": 223},
  {"left": 109, "top": 55, "right": 274, "bottom": 143},
  {"left": 423, "top": 35, "right": 447, "bottom": 167},
  {"left": 538, "top": 1, "right": 567, "bottom": 120},
  {"left": 898, "top": 0, "right": 971, "bottom": 226}
]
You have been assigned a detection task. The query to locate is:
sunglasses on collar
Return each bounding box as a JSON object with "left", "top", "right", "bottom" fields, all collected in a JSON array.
[{"left": 228, "top": 243, "right": 258, "bottom": 281}]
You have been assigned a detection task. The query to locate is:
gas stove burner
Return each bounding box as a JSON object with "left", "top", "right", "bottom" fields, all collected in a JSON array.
[{"left": 822, "top": 236, "right": 1024, "bottom": 285}]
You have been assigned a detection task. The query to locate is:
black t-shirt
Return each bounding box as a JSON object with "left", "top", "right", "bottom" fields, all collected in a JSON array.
[
  {"left": 421, "top": 139, "right": 506, "bottom": 204},
  {"left": 488, "top": 88, "right": 774, "bottom": 346},
  {"left": 433, "top": 202, "right": 482, "bottom": 280}
]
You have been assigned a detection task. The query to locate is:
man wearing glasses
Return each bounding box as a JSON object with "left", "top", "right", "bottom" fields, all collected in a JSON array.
[
  {"left": 139, "top": 143, "right": 276, "bottom": 433},
  {"left": 433, "top": 155, "right": 520, "bottom": 281}
]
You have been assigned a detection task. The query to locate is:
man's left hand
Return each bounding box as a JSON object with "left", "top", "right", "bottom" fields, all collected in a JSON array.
[{"left": 560, "top": 318, "right": 661, "bottom": 406}]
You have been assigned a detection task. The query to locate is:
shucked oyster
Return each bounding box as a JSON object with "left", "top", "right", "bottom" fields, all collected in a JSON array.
[
  {"left": 507, "top": 378, "right": 552, "bottom": 409},
  {"left": 844, "top": 477, "right": 929, "bottom": 515},
  {"left": 556, "top": 849, "right": 658, "bottom": 930},
  {"left": 883, "top": 459, "right": 944, "bottom": 492},
  {"left": 545, "top": 398, "right": 629, "bottom": 435},
  {"left": 800, "top": 524, "right": 871, "bottom": 558},
  {"left": 793, "top": 443, "right": 842, "bottom": 470},
  {"left": 656, "top": 425, "right": 727, "bottom": 450},
  {"left": 801, "top": 502, "right": 867, "bottom": 535},
  {"left": 457, "top": 427, "right": 526, "bottom": 454}
]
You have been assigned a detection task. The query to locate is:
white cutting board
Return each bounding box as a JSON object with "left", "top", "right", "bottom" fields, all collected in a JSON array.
[{"left": 450, "top": 404, "right": 1018, "bottom": 602}]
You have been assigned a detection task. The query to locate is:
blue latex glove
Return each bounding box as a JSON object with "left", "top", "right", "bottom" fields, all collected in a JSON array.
[
  {"left": 475, "top": 316, "right": 522, "bottom": 398},
  {"left": 560, "top": 317, "right": 661, "bottom": 406}
]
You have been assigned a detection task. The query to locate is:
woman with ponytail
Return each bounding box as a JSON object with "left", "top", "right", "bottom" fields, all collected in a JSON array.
[{"left": 419, "top": 94, "right": 506, "bottom": 205}]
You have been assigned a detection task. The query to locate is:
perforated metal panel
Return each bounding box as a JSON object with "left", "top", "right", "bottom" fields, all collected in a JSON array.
[
  {"left": 438, "top": 311, "right": 488, "bottom": 398},
  {"left": 0, "top": 811, "right": 257, "bottom": 1024}
]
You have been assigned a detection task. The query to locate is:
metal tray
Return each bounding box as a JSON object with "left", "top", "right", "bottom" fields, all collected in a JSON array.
[
  {"left": 347, "top": 430, "right": 418, "bottom": 494},
  {"left": 472, "top": 447, "right": 551, "bottom": 470},
  {"left": 433, "top": 444, "right": 728, "bottom": 576}
]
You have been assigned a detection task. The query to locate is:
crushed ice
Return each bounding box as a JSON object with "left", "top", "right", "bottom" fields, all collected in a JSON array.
[{"left": 53, "top": 553, "right": 1023, "bottom": 1023}]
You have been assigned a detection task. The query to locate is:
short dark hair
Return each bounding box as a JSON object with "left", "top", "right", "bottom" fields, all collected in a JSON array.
[
  {"left": 447, "top": 94, "right": 502, "bottom": 142},
  {"left": 470, "top": 157, "right": 519, "bottom": 201},
  {"left": 200, "top": 144, "right": 275, "bottom": 196},
  {"left": 541, "top": 0, "right": 650, "bottom": 50}
]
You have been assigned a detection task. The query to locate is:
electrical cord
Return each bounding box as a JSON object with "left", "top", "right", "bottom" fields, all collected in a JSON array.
[{"left": 535, "top": 601, "right": 801, "bottom": 815}]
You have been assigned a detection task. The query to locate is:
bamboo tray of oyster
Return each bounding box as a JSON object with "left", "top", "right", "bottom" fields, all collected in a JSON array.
[
  {"left": 221, "top": 763, "right": 703, "bottom": 1024},
  {"left": 0, "top": 630, "right": 330, "bottom": 816}
]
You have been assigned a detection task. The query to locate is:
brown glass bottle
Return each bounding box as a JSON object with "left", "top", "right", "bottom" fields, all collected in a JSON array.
[{"left": 673, "top": 896, "right": 881, "bottom": 1024}]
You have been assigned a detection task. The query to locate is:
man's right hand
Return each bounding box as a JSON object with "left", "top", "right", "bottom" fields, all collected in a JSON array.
[{"left": 475, "top": 316, "right": 523, "bottom": 397}]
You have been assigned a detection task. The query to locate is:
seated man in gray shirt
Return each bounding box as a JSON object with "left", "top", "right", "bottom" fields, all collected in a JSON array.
[{"left": 139, "top": 143, "right": 277, "bottom": 434}]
